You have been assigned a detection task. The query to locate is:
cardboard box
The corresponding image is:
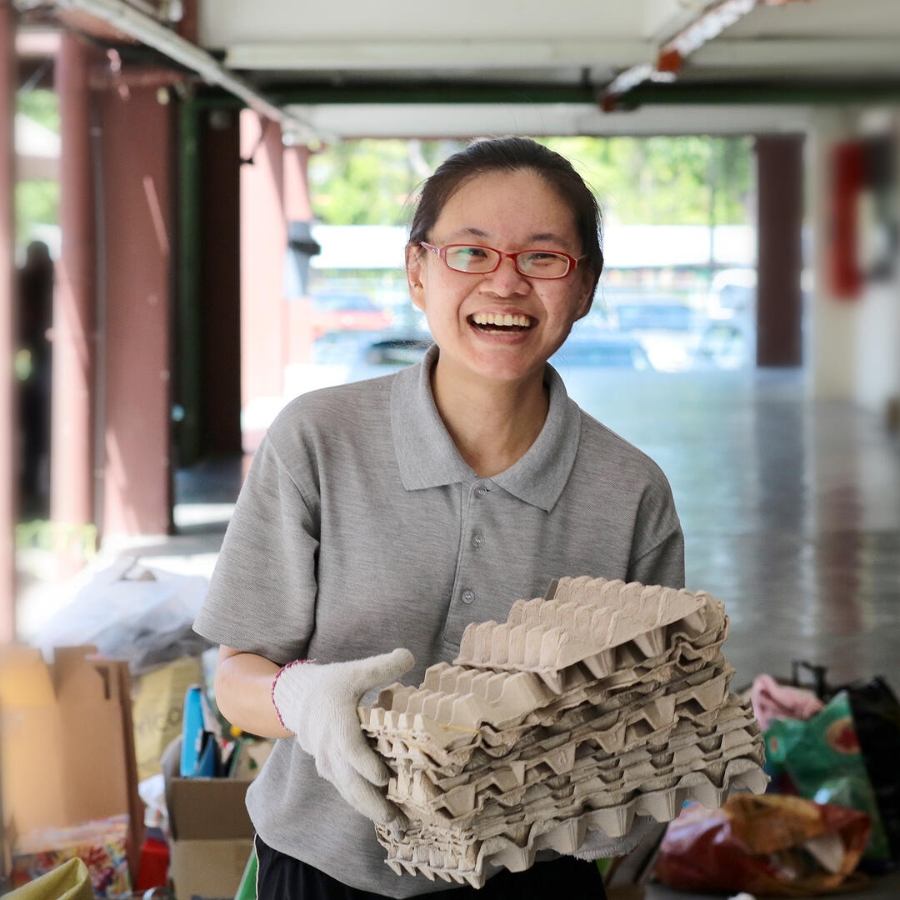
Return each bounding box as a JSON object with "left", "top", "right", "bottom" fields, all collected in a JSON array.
[
  {"left": 0, "top": 645, "right": 143, "bottom": 881},
  {"left": 163, "top": 740, "right": 255, "bottom": 900},
  {"left": 166, "top": 778, "right": 254, "bottom": 843},
  {"left": 131, "top": 656, "right": 203, "bottom": 782},
  {"left": 169, "top": 836, "right": 254, "bottom": 900}
]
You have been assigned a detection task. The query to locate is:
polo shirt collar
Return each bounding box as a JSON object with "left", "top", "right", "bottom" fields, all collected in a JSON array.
[{"left": 391, "top": 345, "right": 581, "bottom": 512}]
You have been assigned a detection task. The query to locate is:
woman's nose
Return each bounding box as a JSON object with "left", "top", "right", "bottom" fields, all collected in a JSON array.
[{"left": 481, "top": 256, "right": 529, "bottom": 294}]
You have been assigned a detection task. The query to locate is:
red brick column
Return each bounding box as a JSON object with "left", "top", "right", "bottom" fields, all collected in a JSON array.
[{"left": 0, "top": 4, "right": 17, "bottom": 640}]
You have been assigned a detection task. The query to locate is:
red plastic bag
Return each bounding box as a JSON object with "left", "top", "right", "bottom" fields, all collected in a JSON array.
[{"left": 655, "top": 795, "right": 871, "bottom": 897}]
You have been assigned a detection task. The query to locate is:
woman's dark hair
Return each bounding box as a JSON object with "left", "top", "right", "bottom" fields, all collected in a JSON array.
[{"left": 408, "top": 136, "right": 603, "bottom": 292}]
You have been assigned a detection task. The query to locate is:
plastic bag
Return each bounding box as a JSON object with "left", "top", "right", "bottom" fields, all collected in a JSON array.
[
  {"left": 33, "top": 557, "right": 214, "bottom": 674},
  {"left": 765, "top": 691, "right": 890, "bottom": 861},
  {"left": 749, "top": 673, "right": 824, "bottom": 732},
  {"left": 769, "top": 662, "right": 900, "bottom": 863},
  {"left": 6, "top": 858, "right": 94, "bottom": 900},
  {"left": 834, "top": 677, "right": 900, "bottom": 862},
  {"left": 654, "top": 794, "right": 871, "bottom": 897}
]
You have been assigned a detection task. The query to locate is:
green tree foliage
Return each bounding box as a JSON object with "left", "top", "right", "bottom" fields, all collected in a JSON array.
[
  {"left": 309, "top": 135, "right": 754, "bottom": 228},
  {"left": 16, "top": 89, "right": 60, "bottom": 246},
  {"left": 16, "top": 182, "right": 58, "bottom": 239},
  {"left": 18, "top": 88, "right": 59, "bottom": 132},
  {"left": 309, "top": 138, "right": 467, "bottom": 225}
]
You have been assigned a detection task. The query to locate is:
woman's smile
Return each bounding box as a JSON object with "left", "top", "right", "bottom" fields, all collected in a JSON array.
[{"left": 468, "top": 311, "right": 536, "bottom": 332}]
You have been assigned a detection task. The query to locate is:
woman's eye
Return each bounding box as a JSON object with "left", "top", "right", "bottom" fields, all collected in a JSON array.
[
  {"left": 524, "top": 252, "right": 565, "bottom": 269},
  {"left": 459, "top": 246, "right": 489, "bottom": 259}
]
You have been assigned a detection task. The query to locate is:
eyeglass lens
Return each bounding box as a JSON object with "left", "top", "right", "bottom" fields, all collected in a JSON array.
[{"left": 443, "top": 245, "right": 571, "bottom": 278}]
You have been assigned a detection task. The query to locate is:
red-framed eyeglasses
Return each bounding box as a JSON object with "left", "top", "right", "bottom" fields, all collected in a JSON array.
[{"left": 419, "top": 242, "right": 583, "bottom": 279}]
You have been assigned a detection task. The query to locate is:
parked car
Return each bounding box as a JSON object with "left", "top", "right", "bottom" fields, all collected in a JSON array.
[
  {"left": 696, "top": 268, "right": 757, "bottom": 369},
  {"left": 365, "top": 335, "right": 433, "bottom": 366},
  {"left": 551, "top": 332, "right": 654, "bottom": 369},
  {"left": 310, "top": 293, "right": 392, "bottom": 339},
  {"left": 361, "top": 329, "right": 654, "bottom": 371},
  {"left": 610, "top": 302, "right": 698, "bottom": 332},
  {"left": 604, "top": 299, "right": 704, "bottom": 371}
]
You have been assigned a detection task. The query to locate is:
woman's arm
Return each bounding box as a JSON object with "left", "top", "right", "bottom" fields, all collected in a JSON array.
[{"left": 214, "top": 645, "right": 292, "bottom": 739}]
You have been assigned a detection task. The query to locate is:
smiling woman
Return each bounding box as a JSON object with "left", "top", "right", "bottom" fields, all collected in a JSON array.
[
  {"left": 194, "top": 136, "right": 684, "bottom": 900},
  {"left": 405, "top": 163, "right": 598, "bottom": 435}
]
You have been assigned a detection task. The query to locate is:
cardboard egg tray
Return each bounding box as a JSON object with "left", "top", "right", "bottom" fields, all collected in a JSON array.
[
  {"left": 360, "top": 579, "right": 768, "bottom": 888},
  {"left": 383, "top": 693, "right": 763, "bottom": 817},
  {"left": 454, "top": 580, "right": 715, "bottom": 690},
  {"left": 385, "top": 702, "right": 763, "bottom": 823},
  {"left": 369, "top": 607, "right": 733, "bottom": 742},
  {"left": 376, "top": 762, "right": 768, "bottom": 888},
  {"left": 389, "top": 729, "right": 765, "bottom": 825},
  {"left": 361, "top": 659, "right": 736, "bottom": 771}
]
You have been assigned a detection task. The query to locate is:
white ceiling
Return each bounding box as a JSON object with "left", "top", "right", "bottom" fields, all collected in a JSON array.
[
  {"left": 200, "top": 0, "right": 900, "bottom": 79},
  {"left": 189, "top": 0, "right": 900, "bottom": 138},
  {"left": 28, "top": 0, "right": 900, "bottom": 139}
]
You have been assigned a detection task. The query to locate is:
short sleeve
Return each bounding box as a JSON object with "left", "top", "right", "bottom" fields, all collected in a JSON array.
[
  {"left": 628, "top": 526, "right": 685, "bottom": 589},
  {"left": 193, "top": 432, "right": 320, "bottom": 665},
  {"left": 627, "top": 473, "right": 685, "bottom": 590}
]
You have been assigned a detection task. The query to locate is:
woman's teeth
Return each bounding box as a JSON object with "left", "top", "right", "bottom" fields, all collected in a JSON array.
[{"left": 471, "top": 313, "right": 532, "bottom": 329}]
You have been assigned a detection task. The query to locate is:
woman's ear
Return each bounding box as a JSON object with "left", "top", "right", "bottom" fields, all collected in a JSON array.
[
  {"left": 406, "top": 243, "right": 427, "bottom": 312},
  {"left": 573, "top": 271, "right": 596, "bottom": 321}
]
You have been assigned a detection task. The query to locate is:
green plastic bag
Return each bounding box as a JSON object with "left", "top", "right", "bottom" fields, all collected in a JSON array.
[
  {"left": 234, "top": 846, "right": 258, "bottom": 900},
  {"left": 765, "top": 690, "right": 890, "bottom": 860}
]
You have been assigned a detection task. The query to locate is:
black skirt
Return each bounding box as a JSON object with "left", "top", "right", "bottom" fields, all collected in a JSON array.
[{"left": 254, "top": 834, "right": 608, "bottom": 900}]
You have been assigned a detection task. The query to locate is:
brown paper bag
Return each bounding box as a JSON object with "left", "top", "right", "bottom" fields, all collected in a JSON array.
[{"left": 655, "top": 794, "right": 872, "bottom": 897}]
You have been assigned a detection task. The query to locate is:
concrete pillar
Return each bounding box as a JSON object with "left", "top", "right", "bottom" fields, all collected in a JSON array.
[
  {"left": 239, "top": 111, "right": 285, "bottom": 454},
  {"left": 51, "top": 34, "right": 95, "bottom": 530},
  {"left": 808, "top": 110, "right": 859, "bottom": 399},
  {"left": 284, "top": 146, "right": 313, "bottom": 222},
  {"left": 0, "top": 5, "right": 17, "bottom": 641},
  {"left": 755, "top": 136, "right": 804, "bottom": 367},
  {"left": 198, "top": 106, "right": 241, "bottom": 455},
  {"left": 97, "top": 86, "right": 173, "bottom": 536},
  {"left": 283, "top": 144, "right": 315, "bottom": 367},
  {"left": 176, "top": 0, "right": 198, "bottom": 43}
]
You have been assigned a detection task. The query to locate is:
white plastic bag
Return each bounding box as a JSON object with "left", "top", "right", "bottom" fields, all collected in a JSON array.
[{"left": 33, "top": 557, "right": 213, "bottom": 674}]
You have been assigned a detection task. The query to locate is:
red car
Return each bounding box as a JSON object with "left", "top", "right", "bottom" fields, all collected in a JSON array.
[{"left": 310, "top": 293, "right": 392, "bottom": 340}]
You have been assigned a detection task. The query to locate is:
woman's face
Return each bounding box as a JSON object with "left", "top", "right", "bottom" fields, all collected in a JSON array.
[{"left": 406, "top": 169, "right": 593, "bottom": 388}]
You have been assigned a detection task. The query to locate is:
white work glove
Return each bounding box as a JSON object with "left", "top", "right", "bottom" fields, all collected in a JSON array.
[{"left": 272, "top": 648, "right": 414, "bottom": 826}]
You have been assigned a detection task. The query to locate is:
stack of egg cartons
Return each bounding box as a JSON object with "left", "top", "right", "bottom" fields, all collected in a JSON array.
[{"left": 359, "top": 576, "right": 767, "bottom": 888}]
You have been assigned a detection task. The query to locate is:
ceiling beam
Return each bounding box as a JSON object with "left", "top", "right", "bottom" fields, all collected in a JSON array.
[
  {"left": 282, "top": 101, "right": 812, "bottom": 139},
  {"left": 603, "top": 0, "right": 818, "bottom": 110},
  {"left": 51, "top": 0, "right": 323, "bottom": 142},
  {"left": 224, "top": 40, "right": 654, "bottom": 72},
  {"left": 604, "top": 0, "right": 758, "bottom": 108}
]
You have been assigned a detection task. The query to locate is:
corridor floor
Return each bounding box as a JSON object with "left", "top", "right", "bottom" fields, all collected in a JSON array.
[
  {"left": 557, "top": 365, "right": 900, "bottom": 900},
  {"left": 16, "top": 364, "right": 900, "bottom": 898}
]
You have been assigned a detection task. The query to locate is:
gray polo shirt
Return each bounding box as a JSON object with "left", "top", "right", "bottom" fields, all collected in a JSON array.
[{"left": 194, "top": 346, "right": 683, "bottom": 897}]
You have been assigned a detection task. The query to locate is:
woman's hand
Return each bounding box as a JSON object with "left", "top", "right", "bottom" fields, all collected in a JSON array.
[{"left": 272, "top": 648, "right": 415, "bottom": 825}]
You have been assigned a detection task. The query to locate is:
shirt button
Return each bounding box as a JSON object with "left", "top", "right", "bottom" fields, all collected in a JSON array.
[
  {"left": 475, "top": 486, "right": 488, "bottom": 498},
  {"left": 472, "top": 532, "right": 484, "bottom": 548},
  {"left": 462, "top": 589, "right": 475, "bottom": 604}
]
